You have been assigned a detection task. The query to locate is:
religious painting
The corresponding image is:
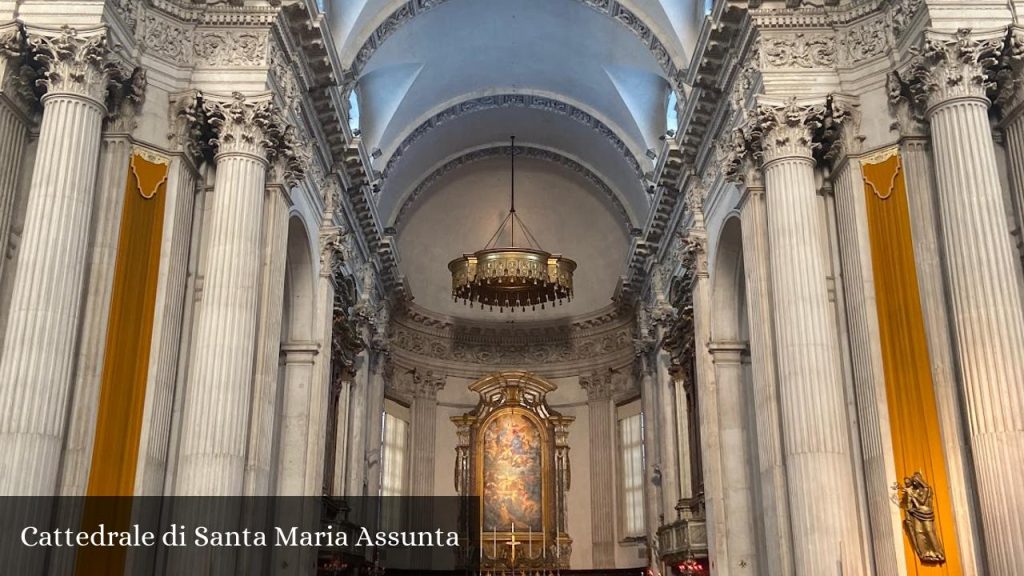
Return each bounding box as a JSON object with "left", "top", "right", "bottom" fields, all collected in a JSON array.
[{"left": 482, "top": 411, "right": 542, "bottom": 531}]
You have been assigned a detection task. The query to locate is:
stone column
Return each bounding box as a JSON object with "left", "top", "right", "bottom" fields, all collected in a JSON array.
[
  {"left": 274, "top": 343, "right": 319, "bottom": 496},
  {"left": 735, "top": 173, "right": 793, "bottom": 576},
  {"left": 0, "top": 27, "right": 111, "bottom": 496},
  {"left": 59, "top": 78, "right": 145, "bottom": 496},
  {"left": 756, "top": 97, "right": 864, "bottom": 575},
  {"left": 681, "top": 208, "right": 729, "bottom": 574},
  {"left": 654, "top": 348, "right": 681, "bottom": 519},
  {"left": 905, "top": 29, "right": 1024, "bottom": 575},
  {"left": 409, "top": 370, "right": 443, "bottom": 496},
  {"left": 897, "top": 130, "right": 983, "bottom": 572},
  {"left": 0, "top": 23, "right": 30, "bottom": 283},
  {"left": 708, "top": 341, "right": 758, "bottom": 575},
  {"left": 345, "top": 349, "right": 370, "bottom": 496},
  {"left": 580, "top": 370, "right": 617, "bottom": 567},
  {"left": 243, "top": 175, "right": 291, "bottom": 497},
  {"left": 175, "top": 93, "right": 291, "bottom": 497},
  {"left": 829, "top": 150, "right": 906, "bottom": 576}
]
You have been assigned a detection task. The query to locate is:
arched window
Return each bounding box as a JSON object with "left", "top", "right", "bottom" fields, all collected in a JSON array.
[
  {"left": 348, "top": 89, "right": 361, "bottom": 133},
  {"left": 666, "top": 90, "right": 679, "bottom": 136}
]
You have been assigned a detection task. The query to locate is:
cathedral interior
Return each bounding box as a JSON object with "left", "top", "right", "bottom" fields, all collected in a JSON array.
[{"left": 0, "top": 0, "right": 1023, "bottom": 575}]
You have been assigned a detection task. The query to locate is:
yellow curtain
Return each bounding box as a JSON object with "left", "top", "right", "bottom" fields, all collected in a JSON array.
[
  {"left": 862, "top": 149, "right": 960, "bottom": 574},
  {"left": 77, "top": 151, "right": 168, "bottom": 576}
]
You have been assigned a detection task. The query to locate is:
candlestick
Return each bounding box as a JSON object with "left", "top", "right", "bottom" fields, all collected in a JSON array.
[{"left": 528, "top": 525, "right": 532, "bottom": 558}]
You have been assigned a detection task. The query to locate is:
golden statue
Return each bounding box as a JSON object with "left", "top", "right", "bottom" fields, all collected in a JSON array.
[{"left": 892, "top": 471, "right": 946, "bottom": 565}]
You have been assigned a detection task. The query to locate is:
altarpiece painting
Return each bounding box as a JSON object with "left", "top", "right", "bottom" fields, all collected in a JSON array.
[{"left": 452, "top": 372, "right": 573, "bottom": 571}]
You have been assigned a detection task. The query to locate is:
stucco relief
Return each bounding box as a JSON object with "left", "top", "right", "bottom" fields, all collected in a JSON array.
[{"left": 194, "top": 30, "right": 267, "bottom": 67}]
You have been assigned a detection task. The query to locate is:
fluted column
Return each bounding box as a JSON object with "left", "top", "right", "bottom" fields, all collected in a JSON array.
[
  {"left": 0, "top": 23, "right": 30, "bottom": 283},
  {"left": 59, "top": 80, "right": 148, "bottom": 495},
  {"left": 830, "top": 152, "right": 906, "bottom": 576},
  {"left": 243, "top": 179, "right": 291, "bottom": 497},
  {"left": 907, "top": 29, "right": 1024, "bottom": 575},
  {"left": 0, "top": 27, "right": 111, "bottom": 496},
  {"left": 757, "top": 98, "right": 864, "bottom": 575},
  {"left": 175, "top": 93, "right": 288, "bottom": 496},
  {"left": 708, "top": 341, "right": 758, "bottom": 575},
  {"left": 410, "top": 371, "right": 443, "bottom": 497},
  {"left": 654, "top": 348, "right": 681, "bottom": 519},
  {"left": 345, "top": 349, "right": 370, "bottom": 496},
  {"left": 683, "top": 213, "right": 729, "bottom": 574},
  {"left": 580, "top": 371, "right": 617, "bottom": 567},
  {"left": 736, "top": 177, "right": 792, "bottom": 576}
]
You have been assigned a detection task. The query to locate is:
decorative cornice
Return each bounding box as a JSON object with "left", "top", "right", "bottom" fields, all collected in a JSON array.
[
  {"left": 347, "top": 0, "right": 685, "bottom": 90},
  {"left": 382, "top": 93, "right": 645, "bottom": 185},
  {"left": 394, "top": 144, "right": 633, "bottom": 231}
]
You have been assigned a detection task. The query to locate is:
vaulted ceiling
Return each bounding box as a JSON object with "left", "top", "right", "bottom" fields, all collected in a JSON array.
[{"left": 328, "top": 0, "right": 705, "bottom": 319}]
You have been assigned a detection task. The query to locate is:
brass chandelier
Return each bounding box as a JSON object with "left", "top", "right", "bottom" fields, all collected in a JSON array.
[{"left": 448, "top": 137, "right": 577, "bottom": 312}]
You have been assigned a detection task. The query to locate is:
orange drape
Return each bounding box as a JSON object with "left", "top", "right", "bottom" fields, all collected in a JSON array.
[
  {"left": 862, "top": 150, "right": 960, "bottom": 574},
  {"left": 77, "top": 151, "right": 168, "bottom": 576}
]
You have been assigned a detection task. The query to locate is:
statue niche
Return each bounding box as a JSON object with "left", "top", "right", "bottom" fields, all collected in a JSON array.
[{"left": 452, "top": 372, "right": 574, "bottom": 571}]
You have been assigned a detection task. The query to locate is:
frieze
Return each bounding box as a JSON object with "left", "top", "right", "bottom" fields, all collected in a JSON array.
[
  {"left": 141, "top": 13, "right": 193, "bottom": 66},
  {"left": 194, "top": 29, "right": 268, "bottom": 67},
  {"left": 349, "top": 0, "right": 685, "bottom": 90},
  {"left": 760, "top": 32, "right": 836, "bottom": 69},
  {"left": 382, "top": 94, "right": 645, "bottom": 185},
  {"left": 390, "top": 304, "right": 635, "bottom": 370},
  {"left": 839, "top": 15, "right": 889, "bottom": 66},
  {"left": 394, "top": 145, "right": 633, "bottom": 231}
]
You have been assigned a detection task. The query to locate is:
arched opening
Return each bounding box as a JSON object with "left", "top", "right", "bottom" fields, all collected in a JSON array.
[
  {"left": 708, "top": 215, "right": 763, "bottom": 572},
  {"left": 271, "top": 216, "right": 317, "bottom": 496}
]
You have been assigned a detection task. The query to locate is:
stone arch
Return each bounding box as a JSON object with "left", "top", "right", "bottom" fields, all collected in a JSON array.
[
  {"left": 710, "top": 214, "right": 748, "bottom": 343},
  {"left": 272, "top": 214, "right": 319, "bottom": 496}
]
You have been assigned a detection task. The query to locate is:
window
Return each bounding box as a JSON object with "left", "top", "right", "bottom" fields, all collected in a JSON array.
[
  {"left": 704, "top": 0, "right": 714, "bottom": 15},
  {"left": 380, "top": 400, "right": 410, "bottom": 497},
  {"left": 347, "top": 89, "right": 361, "bottom": 133},
  {"left": 666, "top": 90, "right": 679, "bottom": 136},
  {"left": 618, "top": 402, "right": 645, "bottom": 538}
]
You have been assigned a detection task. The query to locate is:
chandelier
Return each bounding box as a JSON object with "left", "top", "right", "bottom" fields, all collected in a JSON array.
[{"left": 448, "top": 137, "right": 577, "bottom": 312}]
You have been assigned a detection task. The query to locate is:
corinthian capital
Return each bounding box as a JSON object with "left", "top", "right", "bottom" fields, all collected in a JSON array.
[
  {"left": 0, "top": 23, "right": 36, "bottom": 115},
  {"left": 904, "top": 28, "right": 1004, "bottom": 113},
  {"left": 29, "top": 26, "right": 112, "bottom": 105},
  {"left": 204, "top": 92, "right": 278, "bottom": 160},
  {"left": 995, "top": 27, "right": 1024, "bottom": 120},
  {"left": 754, "top": 97, "right": 828, "bottom": 164}
]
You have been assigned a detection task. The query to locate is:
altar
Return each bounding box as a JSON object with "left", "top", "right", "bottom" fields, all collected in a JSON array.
[{"left": 452, "top": 372, "right": 575, "bottom": 572}]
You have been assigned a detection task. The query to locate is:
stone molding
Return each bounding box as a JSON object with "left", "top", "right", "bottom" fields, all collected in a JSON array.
[
  {"left": 393, "top": 144, "right": 633, "bottom": 231},
  {"left": 347, "top": 0, "right": 685, "bottom": 91},
  {"left": 389, "top": 303, "right": 636, "bottom": 376},
  {"left": 382, "top": 93, "right": 645, "bottom": 185}
]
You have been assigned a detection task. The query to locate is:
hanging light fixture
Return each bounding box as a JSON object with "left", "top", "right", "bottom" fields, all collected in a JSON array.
[{"left": 448, "top": 137, "right": 577, "bottom": 312}]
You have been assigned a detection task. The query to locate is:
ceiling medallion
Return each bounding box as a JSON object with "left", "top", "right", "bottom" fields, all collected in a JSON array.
[{"left": 448, "top": 137, "right": 577, "bottom": 312}]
